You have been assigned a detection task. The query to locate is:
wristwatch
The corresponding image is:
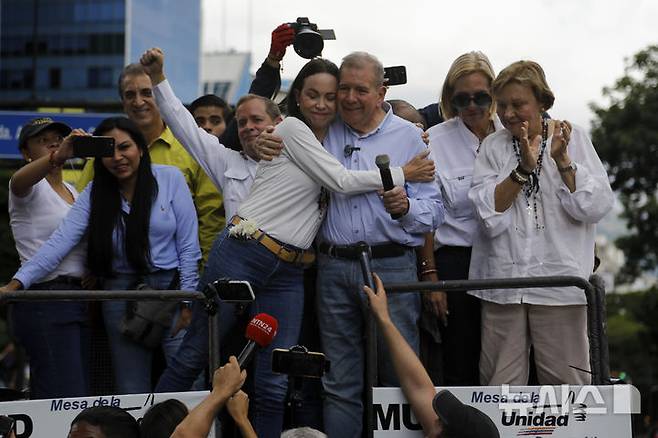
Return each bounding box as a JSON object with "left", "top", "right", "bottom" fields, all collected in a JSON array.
[{"left": 557, "top": 161, "right": 577, "bottom": 173}]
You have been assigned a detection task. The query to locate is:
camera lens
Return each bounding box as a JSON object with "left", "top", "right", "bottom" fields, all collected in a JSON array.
[{"left": 294, "top": 29, "right": 324, "bottom": 59}]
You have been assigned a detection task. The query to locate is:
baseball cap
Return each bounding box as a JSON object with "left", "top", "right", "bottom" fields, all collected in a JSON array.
[
  {"left": 432, "top": 390, "right": 500, "bottom": 438},
  {"left": 18, "top": 117, "right": 72, "bottom": 150}
]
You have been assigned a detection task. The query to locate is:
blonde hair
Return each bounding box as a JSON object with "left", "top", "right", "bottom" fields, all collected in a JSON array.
[
  {"left": 492, "top": 60, "right": 555, "bottom": 110},
  {"left": 440, "top": 51, "right": 496, "bottom": 120}
]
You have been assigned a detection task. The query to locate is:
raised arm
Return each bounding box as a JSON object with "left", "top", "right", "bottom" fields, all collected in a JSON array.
[
  {"left": 364, "top": 273, "right": 442, "bottom": 437},
  {"left": 141, "top": 48, "right": 234, "bottom": 190},
  {"left": 219, "top": 24, "right": 292, "bottom": 150},
  {"left": 10, "top": 129, "right": 87, "bottom": 197},
  {"left": 170, "top": 356, "right": 246, "bottom": 438}
]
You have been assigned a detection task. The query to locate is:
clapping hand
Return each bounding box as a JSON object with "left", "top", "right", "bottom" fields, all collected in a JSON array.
[{"left": 519, "top": 121, "right": 542, "bottom": 172}]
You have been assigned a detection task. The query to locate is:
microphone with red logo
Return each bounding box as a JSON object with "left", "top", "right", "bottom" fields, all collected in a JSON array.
[{"left": 237, "top": 313, "right": 278, "bottom": 368}]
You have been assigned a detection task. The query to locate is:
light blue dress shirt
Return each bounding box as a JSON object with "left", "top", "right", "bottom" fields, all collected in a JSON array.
[
  {"left": 318, "top": 104, "right": 444, "bottom": 246},
  {"left": 15, "top": 165, "right": 201, "bottom": 291}
]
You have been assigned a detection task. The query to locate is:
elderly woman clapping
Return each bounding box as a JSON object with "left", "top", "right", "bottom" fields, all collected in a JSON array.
[{"left": 468, "top": 60, "right": 613, "bottom": 385}]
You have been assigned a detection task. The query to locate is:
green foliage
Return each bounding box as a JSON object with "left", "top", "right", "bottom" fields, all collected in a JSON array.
[
  {"left": 606, "top": 288, "right": 658, "bottom": 386},
  {"left": 591, "top": 45, "right": 658, "bottom": 282}
]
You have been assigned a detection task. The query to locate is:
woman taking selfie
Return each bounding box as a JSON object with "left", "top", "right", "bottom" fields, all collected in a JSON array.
[
  {"left": 1, "top": 116, "right": 201, "bottom": 395},
  {"left": 5, "top": 118, "right": 90, "bottom": 399}
]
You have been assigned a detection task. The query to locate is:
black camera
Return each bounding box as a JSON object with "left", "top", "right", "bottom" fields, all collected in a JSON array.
[
  {"left": 272, "top": 345, "right": 329, "bottom": 378},
  {"left": 288, "top": 17, "right": 336, "bottom": 59}
]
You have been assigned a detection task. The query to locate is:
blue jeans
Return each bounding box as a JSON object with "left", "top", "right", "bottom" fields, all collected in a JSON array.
[
  {"left": 102, "top": 269, "right": 180, "bottom": 394},
  {"left": 11, "top": 279, "right": 90, "bottom": 399},
  {"left": 156, "top": 228, "right": 304, "bottom": 438},
  {"left": 316, "top": 250, "right": 421, "bottom": 437}
]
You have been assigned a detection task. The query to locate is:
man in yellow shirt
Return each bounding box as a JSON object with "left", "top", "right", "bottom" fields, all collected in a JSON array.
[{"left": 76, "top": 64, "right": 224, "bottom": 265}]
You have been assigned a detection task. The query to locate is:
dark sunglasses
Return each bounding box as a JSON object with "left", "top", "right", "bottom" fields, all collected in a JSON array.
[{"left": 451, "top": 91, "right": 493, "bottom": 110}]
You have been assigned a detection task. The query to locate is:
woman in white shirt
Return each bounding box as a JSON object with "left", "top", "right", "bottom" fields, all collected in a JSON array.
[
  {"left": 425, "top": 51, "right": 502, "bottom": 386},
  {"left": 468, "top": 60, "right": 614, "bottom": 385},
  {"left": 5, "top": 118, "right": 90, "bottom": 399},
  {"left": 140, "top": 49, "right": 407, "bottom": 438}
]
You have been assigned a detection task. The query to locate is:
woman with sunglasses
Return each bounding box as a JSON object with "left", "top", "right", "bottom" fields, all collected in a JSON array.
[
  {"left": 422, "top": 52, "right": 502, "bottom": 386},
  {"left": 468, "top": 61, "right": 613, "bottom": 385}
]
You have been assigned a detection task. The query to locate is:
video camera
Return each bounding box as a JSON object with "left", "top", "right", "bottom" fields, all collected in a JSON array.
[
  {"left": 272, "top": 345, "right": 329, "bottom": 379},
  {"left": 287, "top": 17, "right": 336, "bottom": 59}
]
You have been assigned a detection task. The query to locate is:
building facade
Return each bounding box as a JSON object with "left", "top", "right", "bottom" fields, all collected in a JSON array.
[{"left": 0, "top": 0, "right": 200, "bottom": 106}]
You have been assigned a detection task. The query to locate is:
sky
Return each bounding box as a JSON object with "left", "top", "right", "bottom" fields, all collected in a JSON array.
[{"left": 201, "top": 0, "right": 657, "bottom": 131}]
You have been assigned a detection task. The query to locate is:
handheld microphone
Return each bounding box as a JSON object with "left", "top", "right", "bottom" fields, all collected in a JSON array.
[
  {"left": 375, "top": 154, "right": 402, "bottom": 220},
  {"left": 237, "top": 313, "right": 278, "bottom": 368}
]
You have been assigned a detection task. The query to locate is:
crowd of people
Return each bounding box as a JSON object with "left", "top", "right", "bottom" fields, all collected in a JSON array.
[{"left": 0, "top": 21, "right": 614, "bottom": 438}]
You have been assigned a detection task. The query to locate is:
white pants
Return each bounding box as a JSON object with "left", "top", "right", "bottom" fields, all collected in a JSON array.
[{"left": 479, "top": 301, "right": 591, "bottom": 385}]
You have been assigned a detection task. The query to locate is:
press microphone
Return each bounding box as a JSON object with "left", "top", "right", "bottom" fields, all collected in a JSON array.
[
  {"left": 237, "top": 313, "right": 278, "bottom": 368},
  {"left": 375, "top": 154, "right": 402, "bottom": 220}
]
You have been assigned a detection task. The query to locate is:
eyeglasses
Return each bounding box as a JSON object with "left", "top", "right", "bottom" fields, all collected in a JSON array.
[{"left": 450, "top": 91, "right": 493, "bottom": 110}]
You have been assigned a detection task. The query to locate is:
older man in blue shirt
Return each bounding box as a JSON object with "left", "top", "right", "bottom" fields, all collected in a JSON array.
[{"left": 316, "top": 52, "right": 444, "bottom": 437}]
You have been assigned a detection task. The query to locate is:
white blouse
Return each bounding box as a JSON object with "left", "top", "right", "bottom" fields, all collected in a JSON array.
[
  {"left": 467, "top": 123, "right": 614, "bottom": 305},
  {"left": 428, "top": 116, "right": 503, "bottom": 248},
  {"left": 238, "top": 117, "right": 405, "bottom": 249}
]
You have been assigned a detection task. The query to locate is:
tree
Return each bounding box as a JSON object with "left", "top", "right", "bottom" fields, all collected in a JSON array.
[{"left": 591, "top": 45, "right": 658, "bottom": 282}]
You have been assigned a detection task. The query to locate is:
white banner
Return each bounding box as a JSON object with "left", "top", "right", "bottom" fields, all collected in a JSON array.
[
  {"left": 0, "top": 391, "right": 212, "bottom": 438},
  {"left": 0, "top": 385, "right": 640, "bottom": 437},
  {"left": 373, "top": 385, "right": 639, "bottom": 437}
]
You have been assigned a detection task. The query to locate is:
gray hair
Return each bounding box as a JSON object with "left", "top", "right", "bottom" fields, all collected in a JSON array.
[
  {"left": 281, "top": 427, "right": 328, "bottom": 438},
  {"left": 117, "top": 63, "right": 147, "bottom": 99},
  {"left": 235, "top": 94, "right": 282, "bottom": 121},
  {"left": 340, "top": 51, "right": 385, "bottom": 87}
]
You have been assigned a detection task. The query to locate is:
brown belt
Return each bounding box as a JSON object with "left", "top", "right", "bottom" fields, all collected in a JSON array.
[{"left": 229, "top": 216, "right": 315, "bottom": 265}]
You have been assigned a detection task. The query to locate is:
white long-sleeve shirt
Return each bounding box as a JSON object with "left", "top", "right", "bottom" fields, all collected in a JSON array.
[
  {"left": 467, "top": 123, "right": 614, "bottom": 305},
  {"left": 238, "top": 117, "right": 405, "bottom": 249},
  {"left": 427, "top": 116, "right": 503, "bottom": 248},
  {"left": 154, "top": 79, "right": 257, "bottom": 221}
]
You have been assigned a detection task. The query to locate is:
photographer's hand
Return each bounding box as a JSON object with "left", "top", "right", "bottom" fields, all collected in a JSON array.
[
  {"left": 140, "top": 47, "right": 166, "bottom": 85},
  {"left": 363, "top": 273, "right": 391, "bottom": 324},
  {"left": 267, "top": 24, "right": 295, "bottom": 67},
  {"left": 212, "top": 355, "right": 246, "bottom": 401},
  {"left": 227, "top": 391, "right": 257, "bottom": 438}
]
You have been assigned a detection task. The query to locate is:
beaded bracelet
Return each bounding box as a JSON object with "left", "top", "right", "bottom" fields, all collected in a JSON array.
[{"left": 510, "top": 168, "right": 528, "bottom": 185}]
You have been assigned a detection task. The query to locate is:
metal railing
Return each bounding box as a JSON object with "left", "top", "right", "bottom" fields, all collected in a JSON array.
[
  {"left": 0, "top": 268, "right": 610, "bottom": 438},
  {"left": 355, "top": 246, "right": 610, "bottom": 438},
  {"left": 0, "top": 289, "right": 224, "bottom": 384}
]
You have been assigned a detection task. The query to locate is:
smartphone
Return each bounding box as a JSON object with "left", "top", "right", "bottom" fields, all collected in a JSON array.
[
  {"left": 384, "top": 66, "right": 407, "bottom": 86},
  {"left": 211, "top": 279, "right": 255, "bottom": 303},
  {"left": 271, "top": 348, "right": 329, "bottom": 378},
  {"left": 72, "top": 136, "right": 115, "bottom": 158}
]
